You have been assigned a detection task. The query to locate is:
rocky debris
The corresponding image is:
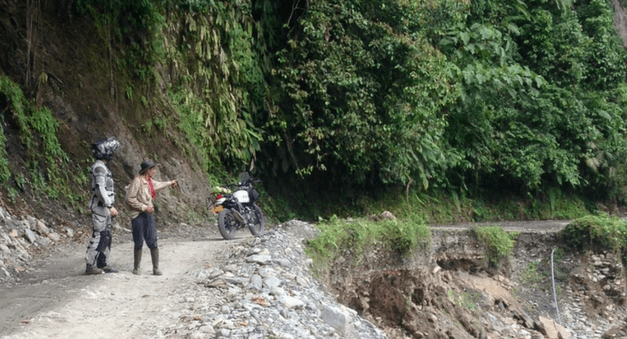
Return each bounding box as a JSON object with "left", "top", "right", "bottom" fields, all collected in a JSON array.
[
  {"left": 321, "top": 227, "right": 627, "bottom": 339},
  {"left": 559, "top": 251, "right": 627, "bottom": 339},
  {"left": 369, "top": 211, "right": 396, "bottom": 222},
  {"left": 0, "top": 206, "right": 70, "bottom": 285},
  {"left": 537, "top": 316, "right": 570, "bottom": 339},
  {"left": 146, "top": 220, "right": 387, "bottom": 339}
]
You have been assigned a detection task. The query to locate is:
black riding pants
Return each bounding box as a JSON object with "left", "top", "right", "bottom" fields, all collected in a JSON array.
[{"left": 131, "top": 212, "right": 158, "bottom": 250}]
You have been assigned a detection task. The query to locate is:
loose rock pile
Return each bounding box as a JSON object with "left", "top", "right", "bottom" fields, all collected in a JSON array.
[
  {"left": 0, "top": 206, "right": 73, "bottom": 285},
  {"left": 152, "top": 219, "right": 387, "bottom": 339},
  {"left": 560, "top": 252, "right": 627, "bottom": 339}
]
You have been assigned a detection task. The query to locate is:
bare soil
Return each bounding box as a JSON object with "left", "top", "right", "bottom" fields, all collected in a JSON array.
[{"left": 320, "top": 221, "right": 627, "bottom": 339}]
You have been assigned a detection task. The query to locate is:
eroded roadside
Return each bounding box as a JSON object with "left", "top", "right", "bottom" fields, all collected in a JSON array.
[
  {"left": 2, "top": 216, "right": 627, "bottom": 339},
  {"left": 326, "top": 224, "right": 627, "bottom": 339}
]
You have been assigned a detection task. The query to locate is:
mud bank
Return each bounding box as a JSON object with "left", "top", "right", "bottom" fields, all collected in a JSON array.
[{"left": 324, "top": 227, "right": 627, "bottom": 339}]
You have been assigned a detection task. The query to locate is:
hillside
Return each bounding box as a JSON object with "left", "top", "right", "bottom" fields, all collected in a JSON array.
[
  {"left": 0, "top": 0, "right": 212, "bottom": 231},
  {"left": 2, "top": 1, "right": 627, "bottom": 338}
]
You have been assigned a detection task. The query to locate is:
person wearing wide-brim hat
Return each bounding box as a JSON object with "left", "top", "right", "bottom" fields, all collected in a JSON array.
[{"left": 125, "top": 160, "right": 178, "bottom": 275}]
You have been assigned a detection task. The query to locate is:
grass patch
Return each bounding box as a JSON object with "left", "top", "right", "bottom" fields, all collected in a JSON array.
[
  {"left": 560, "top": 213, "right": 627, "bottom": 253},
  {"left": 305, "top": 215, "right": 431, "bottom": 272},
  {"left": 359, "top": 189, "right": 590, "bottom": 226},
  {"left": 473, "top": 226, "right": 518, "bottom": 267}
]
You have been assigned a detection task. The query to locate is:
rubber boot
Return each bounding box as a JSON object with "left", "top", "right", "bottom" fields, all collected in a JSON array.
[
  {"left": 150, "top": 247, "right": 162, "bottom": 276},
  {"left": 85, "top": 264, "right": 104, "bottom": 275},
  {"left": 133, "top": 248, "right": 142, "bottom": 275},
  {"left": 100, "top": 265, "right": 119, "bottom": 273}
]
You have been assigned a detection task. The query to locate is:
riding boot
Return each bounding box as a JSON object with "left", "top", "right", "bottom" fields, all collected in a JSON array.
[
  {"left": 85, "top": 264, "right": 104, "bottom": 275},
  {"left": 133, "top": 249, "right": 142, "bottom": 275},
  {"left": 150, "top": 247, "right": 162, "bottom": 276}
]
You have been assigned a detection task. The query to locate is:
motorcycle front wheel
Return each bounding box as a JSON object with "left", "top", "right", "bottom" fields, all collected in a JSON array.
[
  {"left": 218, "top": 209, "right": 239, "bottom": 240},
  {"left": 248, "top": 204, "right": 265, "bottom": 237}
]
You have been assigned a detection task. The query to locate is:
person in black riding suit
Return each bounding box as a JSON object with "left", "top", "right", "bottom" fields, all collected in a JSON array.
[{"left": 85, "top": 137, "right": 120, "bottom": 275}]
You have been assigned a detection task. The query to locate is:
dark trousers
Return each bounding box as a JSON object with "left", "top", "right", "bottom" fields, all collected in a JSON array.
[{"left": 131, "top": 212, "right": 158, "bottom": 250}]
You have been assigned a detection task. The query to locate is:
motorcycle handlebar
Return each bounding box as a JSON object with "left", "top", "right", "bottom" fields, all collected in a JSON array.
[{"left": 220, "top": 178, "right": 260, "bottom": 189}]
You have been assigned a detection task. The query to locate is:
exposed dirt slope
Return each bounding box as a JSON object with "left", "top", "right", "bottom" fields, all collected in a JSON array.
[{"left": 322, "top": 222, "right": 627, "bottom": 339}]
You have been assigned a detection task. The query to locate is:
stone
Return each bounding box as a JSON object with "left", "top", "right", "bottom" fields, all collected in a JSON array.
[
  {"left": 247, "top": 274, "right": 263, "bottom": 291},
  {"left": 23, "top": 229, "right": 37, "bottom": 243},
  {"left": 35, "top": 237, "right": 52, "bottom": 247},
  {"left": 321, "top": 304, "right": 354, "bottom": 338},
  {"left": 263, "top": 276, "right": 281, "bottom": 289},
  {"left": 0, "top": 244, "right": 10, "bottom": 254},
  {"left": 47, "top": 233, "right": 61, "bottom": 242},
  {"left": 36, "top": 220, "right": 49, "bottom": 236},
  {"left": 538, "top": 316, "right": 570, "bottom": 339},
  {"left": 246, "top": 255, "right": 273, "bottom": 265},
  {"left": 280, "top": 296, "right": 305, "bottom": 309}
]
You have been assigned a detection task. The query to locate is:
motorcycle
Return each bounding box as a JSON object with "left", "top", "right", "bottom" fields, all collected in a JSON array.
[{"left": 209, "top": 172, "right": 265, "bottom": 240}]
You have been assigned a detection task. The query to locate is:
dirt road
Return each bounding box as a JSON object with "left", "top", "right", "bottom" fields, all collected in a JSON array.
[
  {"left": 0, "top": 219, "right": 574, "bottom": 338},
  {"left": 0, "top": 229, "right": 249, "bottom": 339}
]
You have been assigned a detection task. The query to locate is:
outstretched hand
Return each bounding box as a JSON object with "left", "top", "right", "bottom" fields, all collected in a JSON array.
[{"left": 171, "top": 180, "right": 178, "bottom": 188}]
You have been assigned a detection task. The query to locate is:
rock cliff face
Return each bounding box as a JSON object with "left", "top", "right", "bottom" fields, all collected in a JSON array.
[{"left": 0, "top": 0, "right": 211, "bottom": 230}]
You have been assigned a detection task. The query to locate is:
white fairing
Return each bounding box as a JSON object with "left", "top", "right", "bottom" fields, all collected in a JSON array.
[
  {"left": 233, "top": 189, "right": 250, "bottom": 203},
  {"left": 216, "top": 197, "right": 227, "bottom": 205}
]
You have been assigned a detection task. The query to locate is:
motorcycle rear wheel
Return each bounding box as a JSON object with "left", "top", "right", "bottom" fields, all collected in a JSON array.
[
  {"left": 248, "top": 204, "right": 265, "bottom": 237},
  {"left": 218, "top": 209, "right": 238, "bottom": 240}
]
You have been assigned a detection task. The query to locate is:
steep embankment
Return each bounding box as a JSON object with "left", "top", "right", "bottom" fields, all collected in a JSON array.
[{"left": 322, "top": 219, "right": 627, "bottom": 339}]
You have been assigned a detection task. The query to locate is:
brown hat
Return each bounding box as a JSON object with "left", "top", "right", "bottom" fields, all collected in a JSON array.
[{"left": 139, "top": 160, "right": 156, "bottom": 175}]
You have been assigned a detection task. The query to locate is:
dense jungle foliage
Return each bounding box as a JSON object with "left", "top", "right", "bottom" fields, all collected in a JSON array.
[{"left": 3, "top": 0, "right": 627, "bottom": 220}]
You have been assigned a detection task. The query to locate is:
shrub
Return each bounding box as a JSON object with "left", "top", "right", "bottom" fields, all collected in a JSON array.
[
  {"left": 305, "top": 215, "right": 431, "bottom": 270},
  {"left": 473, "top": 226, "right": 517, "bottom": 267},
  {"left": 560, "top": 213, "right": 627, "bottom": 253}
]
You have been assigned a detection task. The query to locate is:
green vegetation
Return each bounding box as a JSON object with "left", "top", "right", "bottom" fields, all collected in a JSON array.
[
  {"left": 0, "top": 75, "right": 83, "bottom": 205},
  {"left": 520, "top": 261, "right": 546, "bottom": 288},
  {"left": 358, "top": 189, "right": 589, "bottom": 226},
  {"left": 68, "top": 0, "right": 627, "bottom": 213},
  {"left": 1, "top": 0, "right": 622, "bottom": 232},
  {"left": 63, "top": 0, "right": 627, "bottom": 224},
  {"left": 560, "top": 213, "right": 627, "bottom": 253},
  {"left": 473, "top": 226, "right": 518, "bottom": 267},
  {"left": 449, "top": 290, "right": 482, "bottom": 311},
  {"left": 305, "top": 215, "right": 431, "bottom": 272}
]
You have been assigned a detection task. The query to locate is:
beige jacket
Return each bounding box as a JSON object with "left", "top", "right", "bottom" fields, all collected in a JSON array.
[{"left": 126, "top": 175, "right": 173, "bottom": 220}]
